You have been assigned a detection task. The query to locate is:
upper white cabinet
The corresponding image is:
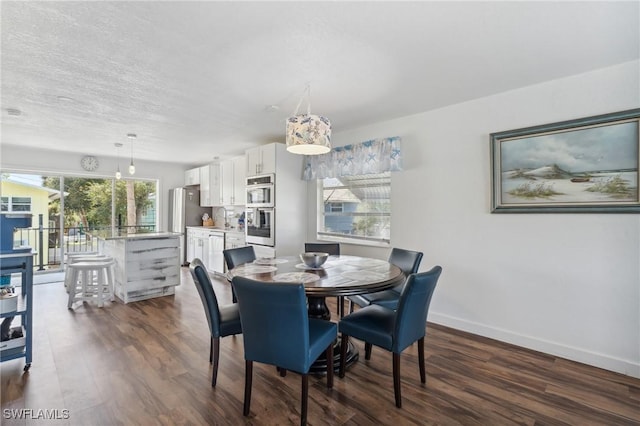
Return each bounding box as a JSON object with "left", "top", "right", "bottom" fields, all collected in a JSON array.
[
  {"left": 220, "top": 160, "right": 233, "bottom": 206},
  {"left": 199, "top": 163, "right": 221, "bottom": 207},
  {"left": 221, "top": 155, "right": 246, "bottom": 206},
  {"left": 186, "top": 155, "right": 246, "bottom": 207},
  {"left": 184, "top": 167, "right": 200, "bottom": 186},
  {"left": 199, "top": 164, "right": 210, "bottom": 206},
  {"left": 246, "top": 144, "right": 276, "bottom": 176},
  {"left": 233, "top": 156, "right": 246, "bottom": 205}
]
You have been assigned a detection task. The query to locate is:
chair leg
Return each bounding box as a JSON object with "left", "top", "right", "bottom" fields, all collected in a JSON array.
[
  {"left": 393, "top": 353, "right": 402, "bottom": 408},
  {"left": 277, "top": 366, "right": 287, "bottom": 377},
  {"left": 365, "top": 342, "right": 372, "bottom": 360},
  {"left": 212, "top": 337, "right": 220, "bottom": 387},
  {"left": 209, "top": 337, "right": 213, "bottom": 363},
  {"left": 339, "top": 335, "right": 348, "bottom": 378},
  {"left": 301, "top": 373, "right": 308, "bottom": 426},
  {"left": 337, "top": 296, "right": 344, "bottom": 318},
  {"left": 325, "top": 344, "right": 334, "bottom": 388},
  {"left": 418, "top": 337, "right": 426, "bottom": 383},
  {"left": 67, "top": 269, "right": 78, "bottom": 309},
  {"left": 244, "top": 360, "right": 253, "bottom": 416}
]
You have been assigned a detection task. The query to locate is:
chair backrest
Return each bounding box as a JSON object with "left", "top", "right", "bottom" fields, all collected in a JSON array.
[
  {"left": 189, "top": 258, "right": 222, "bottom": 338},
  {"left": 304, "top": 242, "right": 340, "bottom": 256},
  {"left": 231, "top": 276, "right": 311, "bottom": 372},
  {"left": 223, "top": 246, "right": 256, "bottom": 270},
  {"left": 393, "top": 265, "right": 442, "bottom": 353},
  {"left": 388, "top": 248, "right": 424, "bottom": 292},
  {"left": 388, "top": 248, "right": 423, "bottom": 275}
]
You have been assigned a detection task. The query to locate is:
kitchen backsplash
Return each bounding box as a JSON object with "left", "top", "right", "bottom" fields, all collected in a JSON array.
[{"left": 213, "top": 206, "right": 244, "bottom": 230}]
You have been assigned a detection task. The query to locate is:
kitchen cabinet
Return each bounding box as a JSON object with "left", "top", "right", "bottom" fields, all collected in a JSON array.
[
  {"left": 224, "top": 231, "right": 246, "bottom": 272},
  {"left": 224, "top": 231, "right": 246, "bottom": 250},
  {"left": 220, "top": 160, "right": 233, "bottom": 206},
  {"left": 220, "top": 156, "right": 246, "bottom": 206},
  {"left": 246, "top": 144, "right": 276, "bottom": 176},
  {"left": 98, "top": 233, "right": 180, "bottom": 303},
  {"left": 199, "top": 163, "right": 222, "bottom": 207},
  {"left": 185, "top": 167, "right": 200, "bottom": 186},
  {"left": 199, "top": 165, "right": 210, "bottom": 205},
  {"left": 207, "top": 232, "right": 225, "bottom": 275},
  {"left": 186, "top": 228, "right": 198, "bottom": 264},
  {"left": 188, "top": 228, "right": 208, "bottom": 266},
  {"left": 186, "top": 227, "right": 224, "bottom": 275},
  {"left": 233, "top": 156, "right": 246, "bottom": 205}
]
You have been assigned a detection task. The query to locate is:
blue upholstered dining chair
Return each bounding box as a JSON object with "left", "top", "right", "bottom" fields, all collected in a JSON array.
[
  {"left": 231, "top": 276, "right": 337, "bottom": 426},
  {"left": 304, "top": 242, "right": 340, "bottom": 256},
  {"left": 222, "top": 245, "right": 256, "bottom": 303},
  {"left": 339, "top": 265, "right": 442, "bottom": 408},
  {"left": 347, "top": 247, "right": 424, "bottom": 312},
  {"left": 189, "top": 258, "right": 242, "bottom": 387},
  {"left": 304, "top": 242, "right": 343, "bottom": 316},
  {"left": 223, "top": 245, "right": 256, "bottom": 270}
]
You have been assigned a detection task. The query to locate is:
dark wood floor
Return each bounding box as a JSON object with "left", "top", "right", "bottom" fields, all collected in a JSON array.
[{"left": 2, "top": 268, "right": 639, "bottom": 425}]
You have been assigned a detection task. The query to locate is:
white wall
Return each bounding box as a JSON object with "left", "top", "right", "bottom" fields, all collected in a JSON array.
[
  {"left": 310, "top": 60, "right": 640, "bottom": 377},
  {"left": 0, "top": 145, "right": 187, "bottom": 232}
]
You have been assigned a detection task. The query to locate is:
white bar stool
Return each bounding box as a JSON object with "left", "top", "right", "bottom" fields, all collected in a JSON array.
[
  {"left": 64, "top": 254, "right": 112, "bottom": 293},
  {"left": 66, "top": 259, "right": 115, "bottom": 309}
]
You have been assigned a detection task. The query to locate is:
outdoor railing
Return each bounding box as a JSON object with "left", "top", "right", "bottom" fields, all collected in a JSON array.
[{"left": 14, "top": 224, "right": 156, "bottom": 273}]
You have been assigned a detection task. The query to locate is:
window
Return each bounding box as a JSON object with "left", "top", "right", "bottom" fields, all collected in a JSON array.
[
  {"left": 11, "top": 197, "right": 31, "bottom": 212},
  {"left": 1, "top": 196, "right": 32, "bottom": 212},
  {"left": 318, "top": 172, "right": 391, "bottom": 245},
  {"left": 328, "top": 203, "right": 343, "bottom": 213}
]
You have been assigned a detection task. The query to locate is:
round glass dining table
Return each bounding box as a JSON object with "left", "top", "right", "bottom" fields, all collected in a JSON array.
[{"left": 227, "top": 254, "right": 404, "bottom": 372}]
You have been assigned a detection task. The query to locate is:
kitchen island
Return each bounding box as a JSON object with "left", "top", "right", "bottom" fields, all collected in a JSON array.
[{"left": 95, "top": 231, "right": 181, "bottom": 303}]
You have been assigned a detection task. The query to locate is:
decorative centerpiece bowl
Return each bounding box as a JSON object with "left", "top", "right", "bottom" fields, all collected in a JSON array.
[{"left": 300, "top": 252, "right": 329, "bottom": 269}]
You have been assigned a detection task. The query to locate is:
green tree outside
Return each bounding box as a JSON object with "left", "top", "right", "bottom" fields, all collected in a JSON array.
[{"left": 43, "top": 177, "right": 155, "bottom": 231}]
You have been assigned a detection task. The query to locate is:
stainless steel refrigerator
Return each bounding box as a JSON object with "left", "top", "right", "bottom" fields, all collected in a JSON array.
[{"left": 169, "top": 187, "right": 212, "bottom": 265}]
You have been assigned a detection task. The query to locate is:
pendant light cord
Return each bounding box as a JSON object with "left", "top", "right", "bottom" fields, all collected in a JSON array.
[{"left": 292, "top": 83, "right": 312, "bottom": 116}]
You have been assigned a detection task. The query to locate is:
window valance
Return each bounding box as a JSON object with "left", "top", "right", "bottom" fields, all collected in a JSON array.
[{"left": 302, "top": 136, "right": 402, "bottom": 180}]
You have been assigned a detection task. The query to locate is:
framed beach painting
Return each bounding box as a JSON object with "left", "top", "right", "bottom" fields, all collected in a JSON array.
[{"left": 490, "top": 109, "right": 640, "bottom": 213}]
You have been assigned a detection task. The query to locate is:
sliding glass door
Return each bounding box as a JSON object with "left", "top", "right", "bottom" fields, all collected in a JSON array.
[{"left": 0, "top": 172, "right": 157, "bottom": 273}]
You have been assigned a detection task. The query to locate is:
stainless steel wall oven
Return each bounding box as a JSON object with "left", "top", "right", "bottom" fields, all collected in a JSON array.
[
  {"left": 245, "top": 207, "right": 274, "bottom": 247},
  {"left": 246, "top": 174, "right": 274, "bottom": 207}
]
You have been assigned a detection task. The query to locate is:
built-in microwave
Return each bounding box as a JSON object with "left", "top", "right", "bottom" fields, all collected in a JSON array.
[
  {"left": 245, "top": 207, "right": 275, "bottom": 247},
  {"left": 246, "top": 174, "right": 274, "bottom": 207}
]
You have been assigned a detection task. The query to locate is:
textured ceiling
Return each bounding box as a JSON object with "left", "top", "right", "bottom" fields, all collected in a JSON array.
[{"left": 1, "top": 1, "right": 638, "bottom": 165}]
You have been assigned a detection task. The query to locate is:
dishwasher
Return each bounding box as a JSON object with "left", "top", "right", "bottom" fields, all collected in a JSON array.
[{"left": 207, "top": 231, "right": 225, "bottom": 275}]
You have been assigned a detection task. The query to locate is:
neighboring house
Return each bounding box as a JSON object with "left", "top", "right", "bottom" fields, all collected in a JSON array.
[
  {"left": 0, "top": 175, "right": 59, "bottom": 266},
  {"left": 323, "top": 176, "right": 391, "bottom": 239},
  {"left": 138, "top": 192, "right": 156, "bottom": 231},
  {"left": 323, "top": 189, "right": 359, "bottom": 234}
]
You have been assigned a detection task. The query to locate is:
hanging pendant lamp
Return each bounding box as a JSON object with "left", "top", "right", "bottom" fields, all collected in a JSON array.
[
  {"left": 286, "top": 84, "right": 331, "bottom": 155},
  {"left": 127, "top": 133, "right": 136, "bottom": 175},
  {"left": 114, "top": 143, "right": 122, "bottom": 180}
]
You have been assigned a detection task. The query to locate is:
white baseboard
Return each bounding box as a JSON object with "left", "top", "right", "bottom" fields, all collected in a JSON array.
[{"left": 428, "top": 312, "right": 640, "bottom": 379}]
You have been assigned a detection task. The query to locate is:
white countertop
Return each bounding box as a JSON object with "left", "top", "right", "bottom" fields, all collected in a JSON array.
[
  {"left": 186, "top": 226, "right": 245, "bottom": 234},
  {"left": 91, "top": 231, "right": 182, "bottom": 241}
]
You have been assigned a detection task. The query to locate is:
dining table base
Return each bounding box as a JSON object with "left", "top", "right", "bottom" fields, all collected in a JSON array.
[
  {"left": 310, "top": 338, "right": 358, "bottom": 374},
  {"left": 307, "top": 295, "right": 359, "bottom": 374}
]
